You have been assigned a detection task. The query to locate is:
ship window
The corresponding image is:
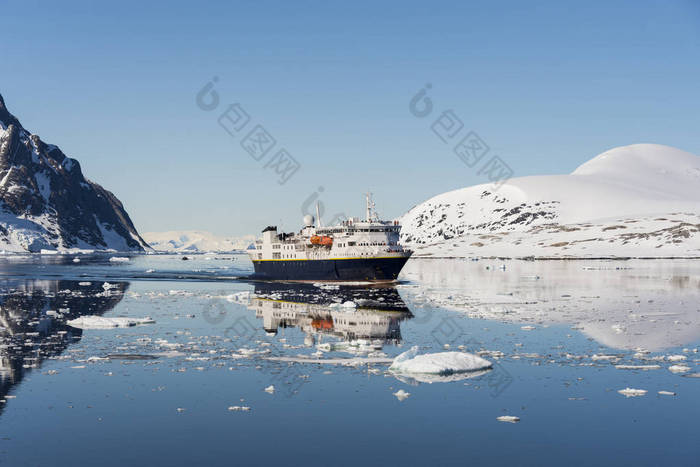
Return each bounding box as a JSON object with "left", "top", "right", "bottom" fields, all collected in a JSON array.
[
  {"left": 272, "top": 244, "right": 280, "bottom": 250},
  {"left": 257, "top": 253, "right": 262, "bottom": 259},
  {"left": 348, "top": 242, "right": 356, "bottom": 246},
  {"left": 273, "top": 252, "right": 281, "bottom": 259}
]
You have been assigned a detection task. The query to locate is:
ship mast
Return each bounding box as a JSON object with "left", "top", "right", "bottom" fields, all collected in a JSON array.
[{"left": 365, "top": 192, "right": 376, "bottom": 222}]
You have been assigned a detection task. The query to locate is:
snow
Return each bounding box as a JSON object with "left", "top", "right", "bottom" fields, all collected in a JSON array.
[
  {"left": 142, "top": 230, "right": 255, "bottom": 253},
  {"left": 389, "top": 346, "right": 493, "bottom": 375},
  {"left": 66, "top": 316, "right": 155, "bottom": 329},
  {"left": 401, "top": 144, "right": 700, "bottom": 258},
  {"left": 618, "top": 388, "right": 647, "bottom": 397}
]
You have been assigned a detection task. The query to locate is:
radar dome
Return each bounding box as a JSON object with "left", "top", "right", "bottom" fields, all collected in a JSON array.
[{"left": 303, "top": 214, "right": 315, "bottom": 226}]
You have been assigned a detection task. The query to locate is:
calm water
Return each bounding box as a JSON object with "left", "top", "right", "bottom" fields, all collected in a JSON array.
[{"left": 0, "top": 254, "right": 698, "bottom": 466}]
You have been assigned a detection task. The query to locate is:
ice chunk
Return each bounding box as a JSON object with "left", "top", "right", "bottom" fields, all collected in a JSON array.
[
  {"left": 225, "top": 291, "right": 251, "bottom": 303},
  {"left": 658, "top": 391, "right": 676, "bottom": 396},
  {"left": 668, "top": 364, "right": 691, "bottom": 373},
  {"left": 329, "top": 301, "right": 357, "bottom": 309},
  {"left": 109, "top": 256, "right": 130, "bottom": 262},
  {"left": 592, "top": 354, "right": 619, "bottom": 361},
  {"left": 393, "top": 389, "right": 411, "bottom": 401},
  {"left": 228, "top": 406, "right": 251, "bottom": 411},
  {"left": 618, "top": 387, "right": 647, "bottom": 397},
  {"left": 614, "top": 364, "right": 661, "bottom": 370},
  {"left": 497, "top": 415, "right": 520, "bottom": 423},
  {"left": 389, "top": 346, "right": 492, "bottom": 375},
  {"left": 66, "top": 316, "right": 155, "bottom": 329},
  {"left": 264, "top": 385, "right": 275, "bottom": 394}
]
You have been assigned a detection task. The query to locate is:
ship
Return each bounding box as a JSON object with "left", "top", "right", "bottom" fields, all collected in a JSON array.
[{"left": 247, "top": 194, "right": 412, "bottom": 281}]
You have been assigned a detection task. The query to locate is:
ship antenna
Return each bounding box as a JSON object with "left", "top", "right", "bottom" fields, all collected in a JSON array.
[
  {"left": 315, "top": 201, "right": 322, "bottom": 228},
  {"left": 365, "top": 192, "right": 371, "bottom": 222}
]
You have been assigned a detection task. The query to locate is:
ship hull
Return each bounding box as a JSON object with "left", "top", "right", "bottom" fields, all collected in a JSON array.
[{"left": 251, "top": 256, "right": 410, "bottom": 281}]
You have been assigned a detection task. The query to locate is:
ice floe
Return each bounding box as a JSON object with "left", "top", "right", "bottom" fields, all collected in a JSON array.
[
  {"left": 66, "top": 316, "right": 155, "bottom": 329},
  {"left": 668, "top": 364, "right": 691, "bottom": 373},
  {"left": 109, "top": 256, "right": 130, "bottom": 262},
  {"left": 389, "top": 346, "right": 493, "bottom": 375},
  {"left": 618, "top": 388, "right": 647, "bottom": 397},
  {"left": 497, "top": 415, "right": 520, "bottom": 423},
  {"left": 393, "top": 389, "right": 411, "bottom": 401}
]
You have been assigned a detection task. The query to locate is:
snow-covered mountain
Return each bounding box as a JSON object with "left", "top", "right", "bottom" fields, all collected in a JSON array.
[
  {"left": 0, "top": 94, "right": 148, "bottom": 252},
  {"left": 400, "top": 144, "right": 700, "bottom": 258},
  {"left": 142, "top": 230, "right": 255, "bottom": 253}
]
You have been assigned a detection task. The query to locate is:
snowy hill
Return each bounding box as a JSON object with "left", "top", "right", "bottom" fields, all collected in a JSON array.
[
  {"left": 142, "top": 230, "right": 255, "bottom": 253},
  {"left": 0, "top": 94, "right": 148, "bottom": 252},
  {"left": 400, "top": 144, "right": 700, "bottom": 258}
]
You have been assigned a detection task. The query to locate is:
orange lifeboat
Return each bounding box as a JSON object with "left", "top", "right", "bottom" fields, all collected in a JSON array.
[{"left": 310, "top": 235, "right": 333, "bottom": 246}]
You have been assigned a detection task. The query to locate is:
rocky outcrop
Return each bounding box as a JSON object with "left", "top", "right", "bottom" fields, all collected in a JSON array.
[{"left": 0, "top": 93, "right": 148, "bottom": 252}]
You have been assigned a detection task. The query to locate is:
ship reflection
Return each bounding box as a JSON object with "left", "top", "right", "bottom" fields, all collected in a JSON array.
[
  {"left": 247, "top": 282, "right": 413, "bottom": 350},
  {"left": 0, "top": 279, "right": 128, "bottom": 411}
]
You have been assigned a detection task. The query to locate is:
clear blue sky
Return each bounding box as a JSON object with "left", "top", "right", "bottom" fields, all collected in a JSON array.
[{"left": 2, "top": 0, "right": 699, "bottom": 236}]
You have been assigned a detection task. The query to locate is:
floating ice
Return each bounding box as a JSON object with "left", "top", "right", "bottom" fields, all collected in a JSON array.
[
  {"left": 225, "top": 291, "right": 251, "bottom": 303},
  {"left": 592, "top": 354, "right": 619, "bottom": 361},
  {"left": 228, "top": 406, "right": 251, "bottom": 412},
  {"left": 389, "top": 346, "right": 492, "bottom": 376},
  {"left": 393, "top": 389, "right": 411, "bottom": 401},
  {"left": 66, "top": 316, "right": 155, "bottom": 329},
  {"left": 497, "top": 415, "right": 520, "bottom": 423},
  {"left": 615, "top": 364, "right": 661, "bottom": 370},
  {"left": 329, "top": 301, "right": 357, "bottom": 309},
  {"left": 668, "top": 364, "right": 691, "bottom": 373},
  {"left": 658, "top": 391, "right": 676, "bottom": 396},
  {"left": 109, "top": 256, "right": 130, "bottom": 262},
  {"left": 618, "top": 388, "right": 647, "bottom": 397},
  {"left": 264, "top": 385, "right": 275, "bottom": 394}
]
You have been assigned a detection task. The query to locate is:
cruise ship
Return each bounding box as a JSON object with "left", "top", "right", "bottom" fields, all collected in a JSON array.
[{"left": 247, "top": 194, "right": 412, "bottom": 281}]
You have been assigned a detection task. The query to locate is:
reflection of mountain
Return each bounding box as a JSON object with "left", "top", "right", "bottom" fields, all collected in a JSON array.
[
  {"left": 248, "top": 282, "right": 412, "bottom": 345},
  {"left": 399, "top": 259, "right": 700, "bottom": 351},
  {"left": 0, "top": 280, "right": 128, "bottom": 410}
]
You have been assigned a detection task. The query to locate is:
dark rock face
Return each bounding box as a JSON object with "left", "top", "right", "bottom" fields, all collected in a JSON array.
[{"left": 0, "top": 94, "right": 148, "bottom": 251}]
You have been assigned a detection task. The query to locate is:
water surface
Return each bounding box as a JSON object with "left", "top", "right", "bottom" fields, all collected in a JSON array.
[{"left": 0, "top": 255, "right": 698, "bottom": 466}]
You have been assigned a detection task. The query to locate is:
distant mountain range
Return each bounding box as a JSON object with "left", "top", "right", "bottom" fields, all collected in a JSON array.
[
  {"left": 0, "top": 93, "right": 148, "bottom": 252},
  {"left": 400, "top": 144, "right": 700, "bottom": 258},
  {"left": 142, "top": 230, "right": 255, "bottom": 253}
]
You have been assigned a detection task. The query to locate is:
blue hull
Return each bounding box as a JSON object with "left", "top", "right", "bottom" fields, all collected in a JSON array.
[{"left": 251, "top": 256, "right": 410, "bottom": 281}]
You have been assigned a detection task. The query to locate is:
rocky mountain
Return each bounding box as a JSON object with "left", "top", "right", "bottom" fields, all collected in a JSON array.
[
  {"left": 0, "top": 93, "right": 148, "bottom": 252},
  {"left": 400, "top": 144, "right": 700, "bottom": 258},
  {"left": 142, "top": 230, "right": 255, "bottom": 253}
]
